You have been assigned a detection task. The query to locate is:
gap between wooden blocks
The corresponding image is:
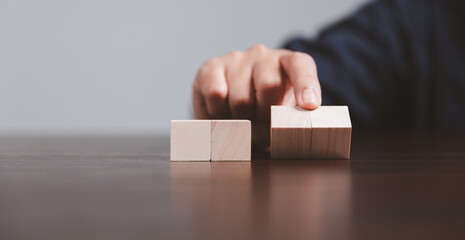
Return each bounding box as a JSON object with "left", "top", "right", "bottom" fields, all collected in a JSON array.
[
  {"left": 170, "top": 120, "right": 251, "bottom": 161},
  {"left": 271, "top": 105, "right": 352, "bottom": 160}
]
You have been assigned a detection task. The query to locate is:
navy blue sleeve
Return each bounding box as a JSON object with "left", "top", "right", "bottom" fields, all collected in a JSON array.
[{"left": 283, "top": 0, "right": 442, "bottom": 131}]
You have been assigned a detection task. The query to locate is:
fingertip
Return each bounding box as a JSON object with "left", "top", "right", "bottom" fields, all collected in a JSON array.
[{"left": 298, "top": 88, "right": 321, "bottom": 110}]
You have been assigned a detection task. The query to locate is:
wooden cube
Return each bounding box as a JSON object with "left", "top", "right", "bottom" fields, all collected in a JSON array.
[
  {"left": 170, "top": 120, "right": 211, "bottom": 161},
  {"left": 271, "top": 106, "right": 312, "bottom": 159},
  {"left": 171, "top": 120, "right": 251, "bottom": 162},
  {"left": 310, "top": 106, "right": 352, "bottom": 160},
  {"left": 211, "top": 120, "right": 251, "bottom": 161}
]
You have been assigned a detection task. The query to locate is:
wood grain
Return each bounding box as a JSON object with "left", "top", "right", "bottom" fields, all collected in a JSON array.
[
  {"left": 271, "top": 106, "right": 312, "bottom": 159},
  {"left": 170, "top": 120, "right": 211, "bottom": 161},
  {"left": 310, "top": 106, "right": 352, "bottom": 159},
  {"left": 211, "top": 120, "right": 251, "bottom": 161}
]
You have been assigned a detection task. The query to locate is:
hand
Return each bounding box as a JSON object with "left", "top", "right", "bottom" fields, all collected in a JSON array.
[{"left": 192, "top": 44, "right": 321, "bottom": 147}]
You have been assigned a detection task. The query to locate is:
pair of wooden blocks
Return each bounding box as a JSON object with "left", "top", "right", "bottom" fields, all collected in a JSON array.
[
  {"left": 271, "top": 106, "right": 352, "bottom": 159},
  {"left": 170, "top": 120, "right": 251, "bottom": 161},
  {"left": 170, "top": 105, "right": 352, "bottom": 161}
]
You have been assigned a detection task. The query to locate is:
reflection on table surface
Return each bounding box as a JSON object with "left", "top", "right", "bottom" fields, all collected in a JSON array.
[
  {"left": 171, "top": 160, "right": 350, "bottom": 240},
  {"left": 0, "top": 134, "right": 464, "bottom": 240}
]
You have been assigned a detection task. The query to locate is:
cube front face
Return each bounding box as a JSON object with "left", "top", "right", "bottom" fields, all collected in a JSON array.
[
  {"left": 211, "top": 120, "right": 251, "bottom": 161},
  {"left": 271, "top": 106, "right": 313, "bottom": 159},
  {"left": 271, "top": 105, "right": 352, "bottom": 160},
  {"left": 170, "top": 120, "right": 211, "bottom": 161},
  {"left": 271, "top": 128, "right": 312, "bottom": 159},
  {"left": 311, "top": 128, "right": 351, "bottom": 160},
  {"left": 310, "top": 106, "right": 352, "bottom": 160},
  {"left": 170, "top": 120, "right": 251, "bottom": 162}
]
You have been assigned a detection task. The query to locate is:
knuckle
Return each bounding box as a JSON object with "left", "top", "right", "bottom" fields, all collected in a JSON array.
[
  {"left": 289, "top": 52, "right": 313, "bottom": 64},
  {"left": 257, "top": 75, "right": 282, "bottom": 91},
  {"left": 228, "top": 50, "right": 243, "bottom": 60},
  {"left": 197, "top": 67, "right": 215, "bottom": 81},
  {"left": 288, "top": 52, "right": 304, "bottom": 63},
  {"left": 287, "top": 52, "right": 317, "bottom": 80},
  {"left": 203, "top": 57, "right": 221, "bottom": 69},
  {"left": 197, "top": 60, "right": 220, "bottom": 79},
  {"left": 249, "top": 44, "right": 267, "bottom": 54},
  {"left": 204, "top": 86, "right": 228, "bottom": 101}
]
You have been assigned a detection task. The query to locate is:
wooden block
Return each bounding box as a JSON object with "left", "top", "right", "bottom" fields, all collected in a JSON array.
[
  {"left": 310, "top": 106, "right": 352, "bottom": 160},
  {"left": 271, "top": 106, "right": 312, "bottom": 159},
  {"left": 211, "top": 120, "right": 251, "bottom": 161},
  {"left": 170, "top": 120, "right": 211, "bottom": 161}
]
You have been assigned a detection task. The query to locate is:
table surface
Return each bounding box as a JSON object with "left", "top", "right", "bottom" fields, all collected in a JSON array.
[{"left": 1, "top": 133, "right": 465, "bottom": 240}]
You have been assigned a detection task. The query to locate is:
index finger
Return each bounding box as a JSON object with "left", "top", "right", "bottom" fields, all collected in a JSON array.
[{"left": 279, "top": 51, "right": 321, "bottom": 110}]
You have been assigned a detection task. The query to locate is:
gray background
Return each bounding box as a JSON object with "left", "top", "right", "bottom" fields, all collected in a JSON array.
[{"left": 0, "top": 0, "right": 368, "bottom": 135}]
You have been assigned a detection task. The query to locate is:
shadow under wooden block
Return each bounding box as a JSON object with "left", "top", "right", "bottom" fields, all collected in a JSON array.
[
  {"left": 271, "top": 106, "right": 312, "bottom": 159},
  {"left": 211, "top": 120, "right": 251, "bottom": 161},
  {"left": 170, "top": 120, "right": 211, "bottom": 161},
  {"left": 310, "top": 106, "right": 352, "bottom": 160}
]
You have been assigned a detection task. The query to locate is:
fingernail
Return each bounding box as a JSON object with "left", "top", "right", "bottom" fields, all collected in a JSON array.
[{"left": 302, "top": 88, "right": 318, "bottom": 106}]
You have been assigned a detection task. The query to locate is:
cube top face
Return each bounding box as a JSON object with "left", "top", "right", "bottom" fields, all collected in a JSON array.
[
  {"left": 211, "top": 119, "right": 250, "bottom": 123},
  {"left": 311, "top": 106, "right": 351, "bottom": 128},
  {"left": 211, "top": 120, "right": 251, "bottom": 161},
  {"left": 170, "top": 120, "right": 211, "bottom": 161},
  {"left": 271, "top": 106, "right": 312, "bottom": 128},
  {"left": 171, "top": 120, "right": 211, "bottom": 123}
]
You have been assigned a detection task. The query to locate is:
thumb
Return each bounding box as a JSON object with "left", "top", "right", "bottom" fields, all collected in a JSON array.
[{"left": 280, "top": 51, "right": 321, "bottom": 110}]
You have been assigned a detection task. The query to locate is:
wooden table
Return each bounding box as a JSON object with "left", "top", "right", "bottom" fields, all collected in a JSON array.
[{"left": 1, "top": 133, "right": 465, "bottom": 240}]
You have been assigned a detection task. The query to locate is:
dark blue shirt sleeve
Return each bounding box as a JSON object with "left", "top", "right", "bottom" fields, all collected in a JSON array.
[{"left": 283, "top": 0, "right": 456, "bottom": 131}]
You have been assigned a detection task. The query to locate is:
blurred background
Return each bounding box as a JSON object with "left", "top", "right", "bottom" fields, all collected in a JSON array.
[{"left": 0, "top": 0, "right": 368, "bottom": 136}]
